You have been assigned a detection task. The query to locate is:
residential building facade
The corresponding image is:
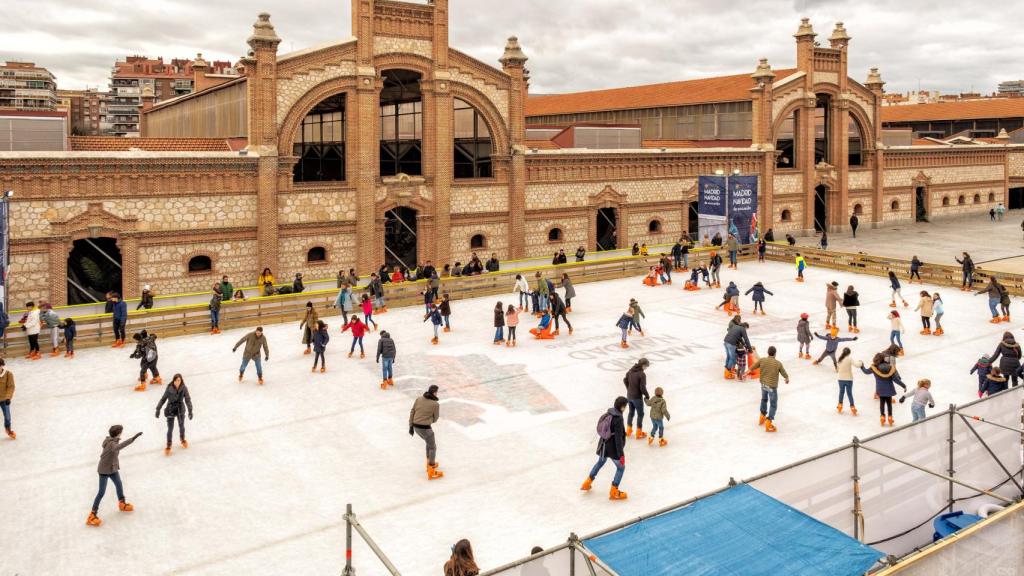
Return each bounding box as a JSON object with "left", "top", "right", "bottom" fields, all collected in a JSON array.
[{"left": 0, "top": 61, "right": 58, "bottom": 111}]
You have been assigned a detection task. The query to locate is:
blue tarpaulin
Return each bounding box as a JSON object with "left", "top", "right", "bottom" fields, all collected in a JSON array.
[{"left": 583, "top": 484, "right": 883, "bottom": 576}]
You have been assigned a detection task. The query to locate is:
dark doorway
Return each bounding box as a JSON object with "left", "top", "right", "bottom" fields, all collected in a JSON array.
[
  {"left": 915, "top": 187, "right": 928, "bottom": 222},
  {"left": 814, "top": 185, "right": 828, "bottom": 232},
  {"left": 1009, "top": 187, "right": 1024, "bottom": 210},
  {"left": 67, "top": 237, "right": 122, "bottom": 305},
  {"left": 384, "top": 207, "right": 418, "bottom": 271},
  {"left": 688, "top": 201, "right": 700, "bottom": 241},
  {"left": 596, "top": 207, "right": 617, "bottom": 251}
]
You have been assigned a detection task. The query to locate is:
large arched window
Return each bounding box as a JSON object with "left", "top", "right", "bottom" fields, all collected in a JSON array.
[
  {"left": 814, "top": 95, "right": 831, "bottom": 165},
  {"left": 293, "top": 94, "right": 346, "bottom": 182},
  {"left": 775, "top": 111, "right": 797, "bottom": 169},
  {"left": 848, "top": 117, "right": 863, "bottom": 166},
  {"left": 380, "top": 70, "right": 423, "bottom": 177},
  {"left": 454, "top": 98, "right": 493, "bottom": 179}
]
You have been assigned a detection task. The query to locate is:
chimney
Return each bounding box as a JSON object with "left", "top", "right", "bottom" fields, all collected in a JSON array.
[{"left": 192, "top": 52, "right": 210, "bottom": 92}]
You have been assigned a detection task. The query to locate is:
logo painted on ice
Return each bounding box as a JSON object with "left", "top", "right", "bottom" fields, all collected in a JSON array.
[{"left": 565, "top": 334, "right": 713, "bottom": 372}]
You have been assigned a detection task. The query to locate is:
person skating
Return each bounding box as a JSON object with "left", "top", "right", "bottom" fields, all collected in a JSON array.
[
  {"left": 859, "top": 353, "right": 906, "bottom": 426},
  {"left": 41, "top": 304, "right": 61, "bottom": 356},
  {"left": 914, "top": 291, "right": 934, "bottom": 335},
  {"left": 428, "top": 270, "right": 441, "bottom": 303},
  {"left": 561, "top": 273, "right": 576, "bottom": 312},
  {"left": 888, "top": 311, "right": 906, "bottom": 356},
  {"left": 744, "top": 282, "right": 773, "bottom": 315},
  {"left": 795, "top": 253, "right": 807, "bottom": 282},
  {"left": 342, "top": 314, "right": 367, "bottom": 358},
  {"left": 975, "top": 276, "right": 1005, "bottom": 323},
  {"left": 982, "top": 367, "right": 1008, "bottom": 397},
  {"left": 836, "top": 348, "right": 857, "bottom": 415},
  {"left": 580, "top": 396, "right": 629, "bottom": 500},
  {"left": 493, "top": 301, "right": 506, "bottom": 345},
  {"left": 623, "top": 358, "right": 650, "bottom": 439},
  {"left": 796, "top": 313, "right": 812, "bottom": 359},
  {"left": 443, "top": 539, "right": 479, "bottom": 576},
  {"left": 888, "top": 271, "right": 908, "bottom": 308},
  {"left": 311, "top": 320, "right": 330, "bottom": 373},
  {"left": 0, "top": 359, "right": 15, "bottom": 439},
  {"left": 439, "top": 292, "right": 453, "bottom": 332},
  {"left": 513, "top": 274, "right": 530, "bottom": 312},
  {"left": 616, "top": 308, "right": 633, "bottom": 349},
  {"left": 534, "top": 272, "right": 549, "bottom": 317},
  {"left": 998, "top": 280, "right": 1011, "bottom": 323},
  {"left": 910, "top": 256, "right": 922, "bottom": 283},
  {"left": 715, "top": 281, "right": 740, "bottom": 315},
  {"left": 681, "top": 239, "right": 691, "bottom": 270},
  {"left": 376, "top": 330, "right": 397, "bottom": 389},
  {"left": 709, "top": 251, "right": 723, "bottom": 288},
  {"left": 658, "top": 254, "right": 673, "bottom": 284},
  {"left": 628, "top": 298, "right": 645, "bottom": 336},
  {"left": 752, "top": 346, "right": 789, "bottom": 432},
  {"left": 899, "top": 379, "right": 935, "bottom": 422},
  {"left": 842, "top": 285, "right": 860, "bottom": 333},
  {"left": 671, "top": 240, "right": 683, "bottom": 271},
  {"left": 645, "top": 387, "right": 671, "bottom": 447},
  {"left": 20, "top": 301, "right": 41, "bottom": 360},
  {"left": 970, "top": 354, "right": 993, "bottom": 398},
  {"left": 813, "top": 327, "right": 857, "bottom": 369},
  {"left": 504, "top": 305, "right": 519, "bottom": 347},
  {"left": 726, "top": 233, "right": 739, "bottom": 268},
  {"left": 549, "top": 292, "right": 573, "bottom": 336},
  {"left": 723, "top": 316, "right": 751, "bottom": 379},
  {"left": 643, "top": 265, "right": 660, "bottom": 287},
  {"left": 368, "top": 273, "right": 387, "bottom": 313},
  {"left": 955, "top": 252, "right": 975, "bottom": 290},
  {"left": 129, "top": 330, "right": 161, "bottom": 392},
  {"left": 299, "top": 301, "right": 319, "bottom": 355},
  {"left": 86, "top": 425, "right": 142, "bottom": 527},
  {"left": 735, "top": 339, "right": 749, "bottom": 381},
  {"left": 757, "top": 237, "right": 767, "bottom": 263},
  {"left": 421, "top": 288, "right": 434, "bottom": 314},
  {"left": 409, "top": 384, "right": 443, "bottom": 480},
  {"left": 529, "top": 309, "right": 555, "bottom": 339},
  {"left": 110, "top": 293, "right": 128, "bottom": 347},
  {"left": 360, "top": 293, "right": 378, "bottom": 332},
  {"left": 208, "top": 288, "right": 222, "bottom": 335},
  {"left": 233, "top": 327, "right": 269, "bottom": 385},
  {"left": 61, "top": 317, "right": 77, "bottom": 358},
  {"left": 424, "top": 303, "right": 443, "bottom": 344},
  {"left": 155, "top": 374, "right": 193, "bottom": 456},
  {"left": 824, "top": 281, "right": 843, "bottom": 329},
  {"left": 990, "top": 331, "right": 1022, "bottom": 388}
]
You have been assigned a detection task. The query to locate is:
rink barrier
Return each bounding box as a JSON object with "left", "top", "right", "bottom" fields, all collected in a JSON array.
[
  {"left": 1, "top": 245, "right": 757, "bottom": 354},
  {"left": 473, "top": 388, "right": 1024, "bottom": 576},
  {"left": 763, "top": 243, "right": 1024, "bottom": 296}
]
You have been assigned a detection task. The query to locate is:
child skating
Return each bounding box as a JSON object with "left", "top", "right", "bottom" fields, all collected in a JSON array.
[
  {"left": 61, "top": 317, "right": 77, "bottom": 358},
  {"left": 440, "top": 293, "right": 453, "bottom": 332},
  {"left": 360, "top": 294, "right": 378, "bottom": 332},
  {"left": 628, "top": 298, "right": 645, "bottom": 336},
  {"left": 860, "top": 353, "right": 906, "bottom": 426},
  {"left": 645, "top": 387, "right": 671, "bottom": 447},
  {"left": 155, "top": 374, "right": 193, "bottom": 456},
  {"left": 312, "top": 320, "right": 330, "bottom": 372},
  {"left": 505, "top": 304, "right": 519, "bottom": 347},
  {"left": 824, "top": 281, "right": 842, "bottom": 329},
  {"left": 86, "top": 425, "right": 142, "bottom": 527},
  {"left": 795, "top": 253, "right": 807, "bottom": 282},
  {"left": 530, "top": 309, "right": 555, "bottom": 339},
  {"left": 836, "top": 348, "right": 857, "bottom": 415},
  {"left": 796, "top": 313, "right": 812, "bottom": 359},
  {"left": 744, "top": 282, "right": 773, "bottom": 315},
  {"left": 424, "top": 303, "right": 443, "bottom": 344},
  {"left": 888, "top": 271, "right": 908, "bottom": 308},
  {"left": 129, "top": 330, "right": 161, "bottom": 392},
  {"left": 813, "top": 327, "right": 857, "bottom": 369},
  {"left": 493, "top": 301, "right": 506, "bottom": 345},
  {"left": 616, "top": 308, "right": 634, "bottom": 349},
  {"left": 888, "top": 311, "right": 906, "bottom": 356},
  {"left": 983, "top": 367, "right": 1008, "bottom": 397},
  {"left": 899, "top": 379, "right": 935, "bottom": 422},
  {"left": 709, "top": 252, "right": 722, "bottom": 288},
  {"left": 914, "top": 291, "right": 934, "bottom": 335},
  {"left": 343, "top": 314, "right": 367, "bottom": 358},
  {"left": 970, "top": 354, "right": 992, "bottom": 397},
  {"left": 715, "top": 282, "right": 740, "bottom": 315}
]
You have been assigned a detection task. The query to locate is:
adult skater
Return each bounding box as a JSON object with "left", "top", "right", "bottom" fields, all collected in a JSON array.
[
  {"left": 130, "top": 330, "right": 161, "bottom": 392},
  {"left": 333, "top": 282, "right": 351, "bottom": 318},
  {"left": 860, "top": 353, "right": 906, "bottom": 426},
  {"left": 233, "top": 327, "right": 269, "bottom": 385},
  {"left": 561, "top": 273, "right": 576, "bottom": 312},
  {"left": 888, "top": 271, "right": 908, "bottom": 308},
  {"left": 534, "top": 272, "right": 549, "bottom": 317},
  {"left": 376, "top": 330, "right": 396, "bottom": 389},
  {"left": 155, "top": 374, "right": 193, "bottom": 456},
  {"left": 757, "top": 237, "right": 767, "bottom": 263},
  {"left": 299, "top": 301, "right": 319, "bottom": 355},
  {"left": 41, "top": 304, "right": 61, "bottom": 356},
  {"left": 86, "top": 425, "right": 142, "bottom": 527},
  {"left": 312, "top": 320, "right": 330, "bottom": 373},
  {"left": 709, "top": 251, "right": 723, "bottom": 288},
  {"left": 19, "top": 301, "right": 41, "bottom": 360},
  {"left": 409, "top": 384, "right": 443, "bottom": 480},
  {"left": 440, "top": 293, "right": 453, "bottom": 332},
  {"left": 726, "top": 233, "right": 739, "bottom": 269},
  {"left": 111, "top": 293, "right": 128, "bottom": 347},
  {"left": 751, "top": 346, "right": 789, "bottom": 432},
  {"left": 443, "top": 539, "right": 479, "bottom": 576},
  {"left": 955, "top": 252, "right": 975, "bottom": 290},
  {"left": 623, "top": 358, "right": 651, "bottom": 439},
  {"left": 744, "top": 281, "right": 773, "bottom": 315},
  {"left": 549, "top": 292, "right": 573, "bottom": 336},
  {"left": 910, "top": 256, "right": 922, "bottom": 283},
  {"left": 368, "top": 272, "right": 387, "bottom": 313},
  {"left": 0, "top": 359, "right": 15, "bottom": 439},
  {"left": 723, "top": 316, "right": 751, "bottom": 379},
  {"left": 836, "top": 348, "right": 857, "bottom": 415},
  {"left": 843, "top": 285, "right": 860, "bottom": 333},
  {"left": 812, "top": 327, "right": 857, "bottom": 369},
  {"left": 513, "top": 274, "right": 530, "bottom": 312},
  {"left": 975, "top": 276, "right": 1005, "bottom": 323},
  {"left": 342, "top": 314, "right": 367, "bottom": 358},
  {"left": 990, "top": 332, "right": 1022, "bottom": 388},
  {"left": 671, "top": 239, "right": 683, "bottom": 271},
  {"left": 580, "top": 396, "right": 629, "bottom": 500},
  {"left": 824, "top": 281, "right": 842, "bottom": 329}
]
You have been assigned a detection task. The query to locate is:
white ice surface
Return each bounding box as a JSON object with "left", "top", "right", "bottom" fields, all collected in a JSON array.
[{"left": 0, "top": 261, "right": 1013, "bottom": 575}]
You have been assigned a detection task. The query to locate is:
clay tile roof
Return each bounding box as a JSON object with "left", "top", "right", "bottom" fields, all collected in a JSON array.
[
  {"left": 525, "top": 69, "right": 797, "bottom": 117},
  {"left": 67, "top": 136, "right": 235, "bottom": 152},
  {"left": 524, "top": 139, "right": 560, "bottom": 150},
  {"left": 881, "top": 99, "right": 1024, "bottom": 123},
  {"left": 642, "top": 139, "right": 752, "bottom": 149}
]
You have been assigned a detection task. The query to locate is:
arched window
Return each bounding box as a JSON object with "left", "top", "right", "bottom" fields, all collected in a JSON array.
[
  {"left": 780, "top": 209, "right": 792, "bottom": 222},
  {"left": 470, "top": 234, "right": 486, "bottom": 249},
  {"left": 648, "top": 219, "right": 662, "bottom": 233},
  {"left": 307, "top": 246, "right": 327, "bottom": 262},
  {"left": 957, "top": 195, "right": 966, "bottom": 205},
  {"left": 814, "top": 94, "right": 831, "bottom": 165},
  {"left": 942, "top": 196, "right": 950, "bottom": 207},
  {"left": 973, "top": 194, "right": 981, "bottom": 204},
  {"left": 891, "top": 200, "right": 900, "bottom": 211},
  {"left": 293, "top": 94, "right": 345, "bottom": 182},
  {"left": 188, "top": 255, "right": 212, "bottom": 273},
  {"left": 454, "top": 99, "right": 493, "bottom": 179},
  {"left": 848, "top": 117, "right": 863, "bottom": 166},
  {"left": 989, "top": 192, "right": 996, "bottom": 202},
  {"left": 380, "top": 70, "right": 423, "bottom": 176},
  {"left": 853, "top": 203, "right": 863, "bottom": 215},
  {"left": 548, "top": 227, "right": 563, "bottom": 242},
  {"left": 775, "top": 111, "right": 797, "bottom": 169}
]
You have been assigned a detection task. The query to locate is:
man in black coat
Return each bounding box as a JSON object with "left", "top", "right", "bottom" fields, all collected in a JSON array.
[
  {"left": 849, "top": 214, "right": 859, "bottom": 238},
  {"left": 623, "top": 358, "right": 651, "bottom": 439},
  {"left": 580, "top": 396, "right": 629, "bottom": 499}
]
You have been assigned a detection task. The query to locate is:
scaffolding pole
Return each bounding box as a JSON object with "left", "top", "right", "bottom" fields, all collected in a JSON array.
[
  {"left": 856, "top": 444, "right": 1014, "bottom": 505},
  {"left": 341, "top": 504, "right": 401, "bottom": 576},
  {"left": 957, "top": 413, "right": 1024, "bottom": 495},
  {"left": 83, "top": 238, "right": 123, "bottom": 269}
]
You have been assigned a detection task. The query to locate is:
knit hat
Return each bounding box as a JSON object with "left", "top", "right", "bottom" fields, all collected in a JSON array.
[
  {"left": 143, "top": 284, "right": 151, "bottom": 291},
  {"left": 800, "top": 313, "right": 808, "bottom": 319}
]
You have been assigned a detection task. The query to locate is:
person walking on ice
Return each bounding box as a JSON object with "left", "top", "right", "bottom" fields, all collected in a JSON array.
[
  {"left": 824, "top": 281, "right": 842, "bottom": 329},
  {"left": 233, "top": 327, "right": 269, "bottom": 385},
  {"left": 645, "top": 387, "right": 671, "bottom": 446},
  {"left": 836, "top": 348, "right": 857, "bottom": 415},
  {"left": 888, "top": 311, "right": 906, "bottom": 356},
  {"left": 86, "top": 425, "right": 142, "bottom": 527},
  {"left": 580, "top": 396, "right": 629, "bottom": 500},
  {"left": 899, "top": 379, "right": 935, "bottom": 422},
  {"left": 813, "top": 327, "right": 857, "bottom": 369},
  {"left": 910, "top": 256, "right": 923, "bottom": 284},
  {"left": 155, "top": 374, "right": 193, "bottom": 456},
  {"left": 376, "top": 330, "right": 396, "bottom": 389},
  {"left": 842, "top": 285, "right": 860, "bottom": 333},
  {"left": 409, "top": 385, "right": 443, "bottom": 480},
  {"left": 915, "top": 291, "right": 934, "bottom": 335},
  {"left": 623, "top": 358, "right": 651, "bottom": 440},
  {"left": 751, "top": 346, "right": 789, "bottom": 432},
  {"left": 0, "top": 359, "right": 16, "bottom": 439},
  {"left": 744, "top": 282, "right": 773, "bottom": 315},
  {"left": 796, "top": 313, "right": 812, "bottom": 359},
  {"left": 312, "top": 320, "right": 330, "bottom": 373},
  {"left": 342, "top": 314, "right": 367, "bottom": 358},
  {"left": 990, "top": 331, "right": 1022, "bottom": 388}
]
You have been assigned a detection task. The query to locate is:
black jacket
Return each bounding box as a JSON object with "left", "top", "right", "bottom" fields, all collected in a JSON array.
[
  {"left": 842, "top": 291, "right": 860, "bottom": 307},
  {"left": 991, "top": 338, "right": 1022, "bottom": 372},
  {"left": 156, "top": 383, "right": 193, "bottom": 418},
  {"left": 440, "top": 299, "right": 451, "bottom": 316},
  {"left": 597, "top": 409, "right": 626, "bottom": 460},
  {"left": 493, "top": 308, "right": 505, "bottom": 327},
  {"left": 376, "top": 332, "right": 396, "bottom": 361},
  {"left": 549, "top": 293, "right": 567, "bottom": 315},
  {"left": 485, "top": 258, "right": 499, "bottom": 272},
  {"left": 623, "top": 363, "right": 649, "bottom": 400},
  {"left": 723, "top": 323, "right": 751, "bottom": 348}
]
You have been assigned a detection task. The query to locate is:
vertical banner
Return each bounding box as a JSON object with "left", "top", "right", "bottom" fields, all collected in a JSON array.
[
  {"left": 0, "top": 199, "right": 7, "bottom": 315},
  {"left": 698, "top": 175, "right": 727, "bottom": 243},
  {"left": 728, "top": 175, "right": 759, "bottom": 244}
]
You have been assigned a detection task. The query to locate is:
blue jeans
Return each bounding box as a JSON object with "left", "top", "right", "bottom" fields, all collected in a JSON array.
[
  {"left": 92, "top": 472, "right": 125, "bottom": 512},
  {"left": 240, "top": 356, "right": 263, "bottom": 378},
  {"left": 838, "top": 380, "right": 854, "bottom": 406},
  {"left": 443, "top": 315, "right": 451, "bottom": 329},
  {"left": 588, "top": 455, "right": 625, "bottom": 487},
  {"left": 350, "top": 336, "right": 364, "bottom": 354},
  {"left": 890, "top": 330, "right": 903, "bottom": 349},
  {"left": 626, "top": 398, "right": 645, "bottom": 430},
  {"left": 210, "top": 309, "right": 219, "bottom": 328},
  {"left": 911, "top": 404, "right": 927, "bottom": 422},
  {"left": 1, "top": 401, "right": 10, "bottom": 429},
  {"left": 724, "top": 343, "right": 738, "bottom": 369},
  {"left": 729, "top": 250, "right": 737, "bottom": 266},
  {"left": 364, "top": 312, "right": 376, "bottom": 329},
  {"left": 683, "top": 254, "right": 689, "bottom": 269},
  {"left": 374, "top": 296, "right": 385, "bottom": 309},
  {"left": 519, "top": 292, "right": 530, "bottom": 310},
  {"left": 651, "top": 418, "right": 664, "bottom": 438},
  {"left": 620, "top": 327, "right": 628, "bottom": 341},
  {"left": 673, "top": 254, "right": 681, "bottom": 268},
  {"left": 988, "top": 297, "right": 999, "bottom": 317},
  {"left": 381, "top": 357, "right": 394, "bottom": 380},
  {"left": 432, "top": 323, "right": 440, "bottom": 338},
  {"left": 495, "top": 326, "right": 504, "bottom": 341},
  {"left": 760, "top": 387, "right": 778, "bottom": 420}
]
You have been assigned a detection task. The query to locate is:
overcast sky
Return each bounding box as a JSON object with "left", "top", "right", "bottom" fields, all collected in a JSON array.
[{"left": 4, "top": 0, "right": 1022, "bottom": 95}]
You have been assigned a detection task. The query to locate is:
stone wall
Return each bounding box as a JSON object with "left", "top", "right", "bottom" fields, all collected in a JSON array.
[
  {"left": 774, "top": 172, "right": 803, "bottom": 196},
  {"left": 278, "top": 232, "right": 357, "bottom": 282},
  {"left": 10, "top": 251, "right": 49, "bottom": 303},
  {"left": 373, "top": 36, "right": 432, "bottom": 58},
  {"left": 628, "top": 209, "right": 683, "bottom": 248},
  {"left": 848, "top": 169, "right": 873, "bottom": 191},
  {"left": 772, "top": 202, "right": 805, "bottom": 233},
  {"left": 847, "top": 194, "right": 872, "bottom": 220},
  {"left": 138, "top": 240, "right": 259, "bottom": 296},
  {"left": 883, "top": 165, "right": 1006, "bottom": 188},
  {"left": 525, "top": 178, "right": 695, "bottom": 211},
  {"left": 1009, "top": 151, "right": 1024, "bottom": 178},
  {"left": 275, "top": 62, "right": 357, "bottom": 127},
  {"left": 927, "top": 186, "right": 1003, "bottom": 219},
  {"left": 882, "top": 193, "right": 913, "bottom": 223},
  {"left": 279, "top": 190, "right": 357, "bottom": 224},
  {"left": 524, "top": 217, "right": 587, "bottom": 258},
  {"left": 450, "top": 185, "right": 508, "bottom": 214},
  {"left": 450, "top": 68, "right": 509, "bottom": 123},
  {"left": 449, "top": 222, "right": 508, "bottom": 264}
]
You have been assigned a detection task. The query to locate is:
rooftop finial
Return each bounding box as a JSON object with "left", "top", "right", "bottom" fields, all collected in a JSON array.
[
  {"left": 865, "top": 67, "right": 885, "bottom": 91},
  {"left": 752, "top": 58, "right": 776, "bottom": 84},
  {"left": 794, "top": 17, "right": 817, "bottom": 39},
  {"left": 248, "top": 12, "right": 281, "bottom": 48},
  {"left": 499, "top": 36, "right": 528, "bottom": 68}
]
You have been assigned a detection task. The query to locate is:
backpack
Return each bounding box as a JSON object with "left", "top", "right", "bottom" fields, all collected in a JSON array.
[
  {"left": 145, "top": 344, "right": 157, "bottom": 363},
  {"left": 596, "top": 411, "right": 614, "bottom": 440},
  {"left": 276, "top": 285, "right": 293, "bottom": 295}
]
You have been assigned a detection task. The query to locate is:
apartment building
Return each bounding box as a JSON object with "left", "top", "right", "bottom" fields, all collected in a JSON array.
[{"left": 0, "top": 61, "right": 58, "bottom": 111}]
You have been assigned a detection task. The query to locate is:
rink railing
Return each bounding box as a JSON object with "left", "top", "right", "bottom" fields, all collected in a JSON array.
[
  {"left": 469, "top": 388, "right": 1024, "bottom": 576},
  {"left": 763, "top": 243, "right": 1024, "bottom": 296},
  {"left": 2, "top": 245, "right": 757, "bottom": 354}
]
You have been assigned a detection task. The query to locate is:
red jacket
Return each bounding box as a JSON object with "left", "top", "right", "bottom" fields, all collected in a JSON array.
[
  {"left": 361, "top": 298, "right": 373, "bottom": 315},
  {"left": 391, "top": 271, "right": 405, "bottom": 283},
  {"left": 344, "top": 319, "right": 367, "bottom": 337}
]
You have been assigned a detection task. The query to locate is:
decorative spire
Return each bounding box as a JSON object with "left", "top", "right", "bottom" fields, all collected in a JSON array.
[
  {"left": 829, "top": 22, "right": 851, "bottom": 45},
  {"left": 141, "top": 84, "right": 154, "bottom": 99},
  {"left": 793, "top": 17, "right": 817, "bottom": 39},
  {"left": 751, "top": 58, "right": 776, "bottom": 84},
  {"left": 996, "top": 128, "right": 1010, "bottom": 140},
  {"left": 865, "top": 67, "right": 885, "bottom": 91},
  {"left": 193, "top": 52, "right": 209, "bottom": 69},
  {"left": 499, "top": 36, "right": 528, "bottom": 68},
  {"left": 247, "top": 12, "right": 281, "bottom": 49}
]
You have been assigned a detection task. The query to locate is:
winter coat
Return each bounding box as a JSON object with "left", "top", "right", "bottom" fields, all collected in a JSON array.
[
  {"left": 910, "top": 257, "right": 921, "bottom": 272},
  {"left": 645, "top": 396, "right": 671, "bottom": 421},
  {"left": 726, "top": 237, "right": 738, "bottom": 251},
  {"left": 836, "top": 355, "right": 854, "bottom": 380},
  {"left": 984, "top": 373, "right": 1008, "bottom": 396},
  {"left": 597, "top": 408, "right": 626, "bottom": 460},
  {"left": 300, "top": 308, "right": 319, "bottom": 344},
  {"left": 439, "top": 299, "right": 451, "bottom": 316},
  {"left": 219, "top": 281, "right": 234, "bottom": 300},
  {"left": 505, "top": 309, "right": 519, "bottom": 327},
  {"left": 63, "top": 322, "right": 76, "bottom": 341},
  {"left": 744, "top": 283, "right": 773, "bottom": 302},
  {"left": 842, "top": 291, "right": 860, "bottom": 308},
  {"left": 376, "top": 333, "right": 396, "bottom": 361},
  {"left": 825, "top": 285, "right": 842, "bottom": 310},
  {"left": 901, "top": 387, "right": 935, "bottom": 408},
  {"left": 536, "top": 277, "right": 549, "bottom": 296},
  {"left": 368, "top": 278, "right": 384, "bottom": 298},
  {"left": 956, "top": 256, "right": 974, "bottom": 274},
  {"left": 486, "top": 258, "right": 500, "bottom": 272},
  {"left": 671, "top": 243, "right": 682, "bottom": 258},
  {"left": 40, "top": 309, "right": 61, "bottom": 329},
  {"left": 796, "top": 319, "right": 812, "bottom": 343},
  {"left": 889, "top": 276, "right": 901, "bottom": 291},
  {"left": 562, "top": 278, "right": 576, "bottom": 300},
  {"left": 343, "top": 320, "right": 367, "bottom": 338},
  {"left": 209, "top": 295, "right": 221, "bottom": 312},
  {"left": 795, "top": 255, "right": 807, "bottom": 271},
  {"left": 97, "top": 435, "right": 138, "bottom": 475},
  {"left": 333, "top": 287, "right": 350, "bottom": 309},
  {"left": 112, "top": 300, "right": 128, "bottom": 323},
  {"left": 623, "top": 363, "right": 650, "bottom": 400},
  {"left": 724, "top": 283, "right": 739, "bottom": 298},
  {"left": 889, "top": 317, "right": 904, "bottom": 332},
  {"left": 915, "top": 296, "right": 934, "bottom": 317},
  {"left": 977, "top": 282, "right": 1002, "bottom": 299},
  {"left": 426, "top": 308, "right": 443, "bottom": 326},
  {"left": 361, "top": 299, "right": 373, "bottom": 316},
  {"left": 752, "top": 357, "right": 788, "bottom": 389},
  {"left": 933, "top": 299, "right": 944, "bottom": 315},
  {"left": 814, "top": 333, "right": 855, "bottom": 353},
  {"left": 710, "top": 254, "right": 722, "bottom": 270},
  {"left": 137, "top": 291, "right": 154, "bottom": 310},
  {"left": 860, "top": 362, "right": 905, "bottom": 397},
  {"left": 723, "top": 323, "right": 751, "bottom": 348},
  {"left": 513, "top": 277, "right": 529, "bottom": 296},
  {"left": 234, "top": 331, "right": 269, "bottom": 361},
  {"left": 156, "top": 383, "right": 193, "bottom": 418},
  {"left": 550, "top": 293, "right": 567, "bottom": 315},
  {"left": 313, "top": 328, "right": 330, "bottom": 353},
  {"left": 970, "top": 358, "right": 992, "bottom": 393},
  {"left": 493, "top": 308, "right": 505, "bottom": 328},
  {"left": 409, "top": 392, "right": 440, "bottom": 428},
  {"left": 630, "top": 302, "right": 645, "bottom": 319},
  {"left": 991, "top": 337, "right": 1022, "bottom": 373},
  {"left": 615, "top": 313, "right": 632, "bottom": 330},
  {"left": 0, "top": 370, "right": 14, "bottom": 402}
]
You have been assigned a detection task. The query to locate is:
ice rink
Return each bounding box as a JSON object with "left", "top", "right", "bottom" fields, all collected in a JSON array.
[{"left": 1, "top": 260, "right": 1015, "bottom": 575}]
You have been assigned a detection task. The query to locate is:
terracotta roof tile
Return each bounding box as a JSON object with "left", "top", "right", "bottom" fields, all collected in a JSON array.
[
  {"left": 881, "top": 99, "right": 1024, "bottom": 123},
  {"left": 642, "top": 139, "right": 752, "bottom": 149},
  {"left": 68, "top": 136, "right": 234, "bottom": 152},
  {"left": 524, "top": 139, "right": 560, "bottom": 150},
  {"left": 526, "top": 69, "right": 797, "bottom": 117}
]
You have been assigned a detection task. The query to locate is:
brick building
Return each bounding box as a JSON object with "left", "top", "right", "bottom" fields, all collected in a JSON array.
[
  {"left": 1, "top": 0, "right": 1023, "bottom": 306},
  {"left": 0, "top": 61, "right": 58, "bottom": 111},
  {"left": 56, "top": 88, "right": 112, "bottom": 135}
]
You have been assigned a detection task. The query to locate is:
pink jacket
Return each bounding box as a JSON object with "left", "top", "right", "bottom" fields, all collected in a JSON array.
[{"left": 505, "top": 309, "right": 520, "bottom": 327}]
